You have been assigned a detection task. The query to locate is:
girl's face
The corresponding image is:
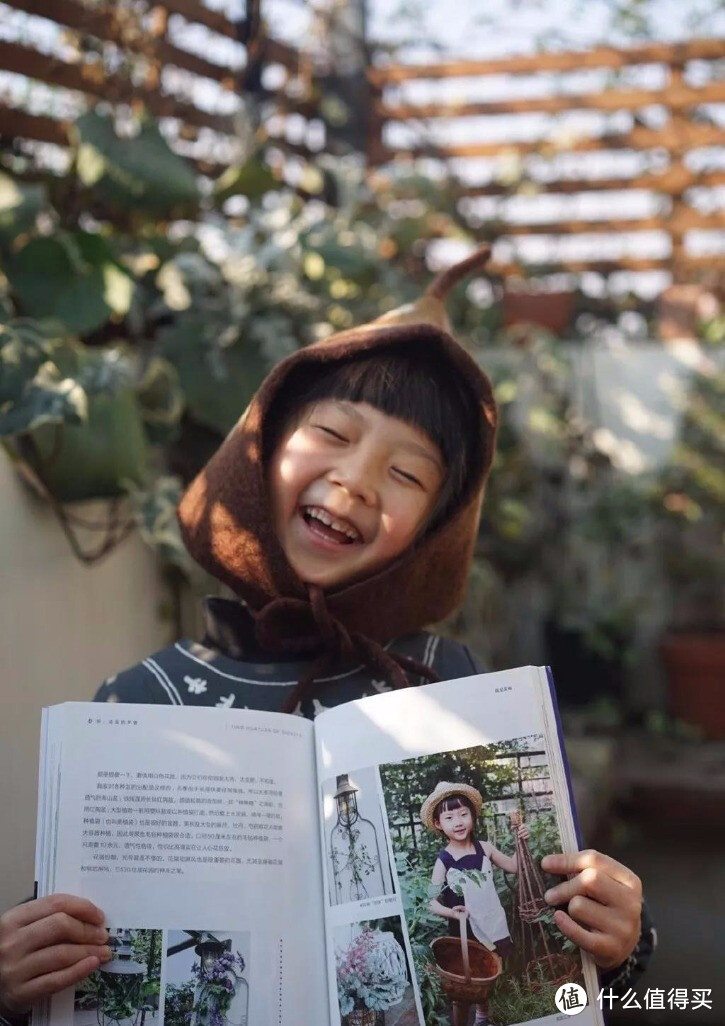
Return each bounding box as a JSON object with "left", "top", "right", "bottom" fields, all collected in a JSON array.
[
  {"left": 268, "top": 399, "right": 445, "bottom": 589},
  {"left": 435, "top": 802, "right": 473, "bottom": 843}
]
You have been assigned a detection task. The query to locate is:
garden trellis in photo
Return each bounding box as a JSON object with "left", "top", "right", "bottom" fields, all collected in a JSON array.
[{"left": 383, "top": 747, "right": 553, "bottom": 860}]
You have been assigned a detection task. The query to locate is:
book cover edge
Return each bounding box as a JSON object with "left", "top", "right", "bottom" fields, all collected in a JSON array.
[{"left": 545, "top": 664, "right": 584, "bottom": 850}]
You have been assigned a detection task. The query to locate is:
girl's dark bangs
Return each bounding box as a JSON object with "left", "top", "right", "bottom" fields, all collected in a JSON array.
[{"left": 436, "top": 795, "right": 474, "bottom": 816}]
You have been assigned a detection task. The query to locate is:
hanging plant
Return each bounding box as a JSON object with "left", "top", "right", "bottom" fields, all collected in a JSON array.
[
  {"left": 1, "top": 322, "right": 148, "bottom": 500},
  {"left": 0, "top": 319, "right": 183, "bottom": 562},
  {"left": 191, "top": 950, "right": 247, "bottom": 1026},
  {"left": 72, "top": 109, "right": 199, "bottom": 216},
  {"left": 4, "top": 231, "right": 134, "bottom": 336},
  {"left": 164, "top": 981, "right": 195, "bottom": 1026},
  {"left": 0, "top": 171, "right": 46, "bottom": 242}
]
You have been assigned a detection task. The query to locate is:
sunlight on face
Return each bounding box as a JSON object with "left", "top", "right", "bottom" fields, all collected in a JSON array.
[
  {"left": 268, "top": 400, "right": 445, "bottom": 589},
  {"left": 435, "top": 803, "right": 473, "bottom": 842}
]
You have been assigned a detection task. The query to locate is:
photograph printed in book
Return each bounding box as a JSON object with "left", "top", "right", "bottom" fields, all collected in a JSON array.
[
  {"left": 164, "top": 930, "right": 250, "bottom": 1026},
  {"left": 378, "top": 738, "right": 584, "bottom": 1025}
]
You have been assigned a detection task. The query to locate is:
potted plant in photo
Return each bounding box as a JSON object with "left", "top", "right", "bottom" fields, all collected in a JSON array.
[
  {"left": 653, "top": 332, "right": 725, "bottom": 737},
  {"left": 336, "top": 926, "right": 408, "bottom": 1026}
]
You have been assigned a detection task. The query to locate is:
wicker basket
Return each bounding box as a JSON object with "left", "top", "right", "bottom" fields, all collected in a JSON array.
[
  {"left": 525, "top": 953, "right": 579, "bottom": 991},
  {"left": 431, "top": 917, "right": 502, "bottom": 1003}
]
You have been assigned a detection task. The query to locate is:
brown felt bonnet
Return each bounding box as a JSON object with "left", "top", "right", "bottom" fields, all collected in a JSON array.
[{"left": 177, "top": 245, "right": 497, "bottom": 703}]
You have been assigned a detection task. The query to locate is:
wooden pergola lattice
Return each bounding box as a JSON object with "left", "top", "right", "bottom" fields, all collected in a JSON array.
[
  {"left": 1, "top": 5, "right": 723, "bottom": 284},
  {"left": 367, "top": 37, "right": 725, "bottom": 283}
]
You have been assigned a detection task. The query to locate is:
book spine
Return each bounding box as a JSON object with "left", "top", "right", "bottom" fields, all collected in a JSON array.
[{"left": 546, "top": 665, "right": 585, "bottom": 849}]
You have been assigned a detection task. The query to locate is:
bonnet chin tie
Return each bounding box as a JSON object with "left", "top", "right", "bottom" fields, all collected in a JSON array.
[{"left": 251, "top": 585, "right": 439, "bottom": 715}]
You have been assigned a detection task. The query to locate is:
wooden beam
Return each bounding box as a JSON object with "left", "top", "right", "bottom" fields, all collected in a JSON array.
[
  {"left": 0, "top": 104, "right": 68, "bottom": 146},
  {"left": 159, "top": 0, "right": 236, "bottom": 37},
  {"left": 481, "top": 211, "right": 725, "bottom": 237},
  {"left": 368, "top": 38, "right": 725, "bottom": 84},
  {"left": 458, "top": 168, "right": 725, "bottom": 198},
  {"left": 374, "top": 122, "right": 724, "bottom": 162},
  {"left": 3, "top": 0, "right": 296, "bottom": 82},
  {"left": 378, "top": 81, "right": 725, "bottom": 122},
  {"left": 487, "top": 254, "right": 725, "bottom": 276},
  {"left": 157, "top": 0, "right": 301, "bottom": 71},
  {"left": 264, "top": 135, "right": 320, "bottom": 161},
  {"left": 0, "top": 39, "right": 236, "bottom": 135},
  {"left": 667, "top": 63, "right": 692, "bottom": 283},
  {"left": 4, "top": 0, "right": 236, "bottom": 83}
]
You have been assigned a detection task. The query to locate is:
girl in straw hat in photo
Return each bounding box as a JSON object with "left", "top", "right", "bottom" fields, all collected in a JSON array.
[{"left": 422, "top": 782, "right": 527, "bottom": 1025}]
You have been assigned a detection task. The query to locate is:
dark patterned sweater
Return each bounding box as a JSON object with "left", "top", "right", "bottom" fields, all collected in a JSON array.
[{"left": 93, "top": 597, "right": 483, "bottom": 716}]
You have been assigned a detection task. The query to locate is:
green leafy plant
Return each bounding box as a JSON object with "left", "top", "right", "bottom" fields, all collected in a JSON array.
[
  {"left": 396, "top": 858, "right": 452, "bottom": 1026},
  {"left": 72, "top": 110, "right": 199, "bottom": 217},
  {"left": 652, "top": 347, "right": 725, "bottom": 629},
  {"left": 331, "top": 824, "right": 379, "bottom": 902},
  {"left": 0, "top": 321, "right": 180, "bottom": 501},
  {"left": 487, "top": 964, "right": 559, "bottom": 1025},
  {"left": 164, "top": 981, "right": 195, "bottom": 1026},
  {"left": 335, "top": 926, "right": 408, "bottom": 1016}
]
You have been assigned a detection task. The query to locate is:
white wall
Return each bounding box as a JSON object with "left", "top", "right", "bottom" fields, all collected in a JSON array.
[{"left": 0, "top": 457, "right": 172, "bottom": 915}]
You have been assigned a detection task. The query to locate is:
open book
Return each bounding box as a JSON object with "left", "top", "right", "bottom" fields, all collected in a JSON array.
[{"left": 35, "top": 666, "right": 604, "bottom": 1026}]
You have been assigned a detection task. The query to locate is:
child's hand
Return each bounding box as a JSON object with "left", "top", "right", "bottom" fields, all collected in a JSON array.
[
  {"left": 450, "top": 906, "right": 470, "bottom": 922},
  {"left": 541, "top": 850, "right": 642, "bottom": 970},
  {"left": 517, "top": 824, "right": 529, "bottom": 841},
  {"left": 0, "top": 895, "right": 111, "bottom": 1014}
]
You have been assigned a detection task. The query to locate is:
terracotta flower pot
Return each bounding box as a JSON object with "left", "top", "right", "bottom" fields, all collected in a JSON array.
[
  {"left": 503, "top": 290, "right": 575, "bottom": 337},
  {"left": 343, "top": 1007, "right": 377, "bottom": 1026},
  {"left": 660, "top": 631, "right": 725, "bottom": 739}
]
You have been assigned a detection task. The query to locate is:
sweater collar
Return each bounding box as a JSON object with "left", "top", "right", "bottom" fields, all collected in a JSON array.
[{"left": 201, "top": 595, "right": 286, "bottom": 662}]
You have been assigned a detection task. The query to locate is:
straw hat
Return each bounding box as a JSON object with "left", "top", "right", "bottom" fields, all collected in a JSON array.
[{"left": 420, "top": 781, "right": 483, "bottom": 831}]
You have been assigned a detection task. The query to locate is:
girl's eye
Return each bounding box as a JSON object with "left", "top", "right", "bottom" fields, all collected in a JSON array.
[
  {"left": 393, "top": 467, "right": 423, "bottom": 487},
  {"left": 314, "top": 424, "right": 347, "bottom": 441}
]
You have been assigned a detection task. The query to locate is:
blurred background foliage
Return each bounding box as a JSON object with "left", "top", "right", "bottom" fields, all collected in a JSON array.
[{"left": 0, "top": 95, "right": 723, "bottom": 723}]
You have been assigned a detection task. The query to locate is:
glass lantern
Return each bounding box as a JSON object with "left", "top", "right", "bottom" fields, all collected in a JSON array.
[
  {"left": 97, "top": 930, "right": 147, "bottom": 1026},
  {"left": 194, "top": 935, "right": 230, "bottom": 969},
  {"left": 329, "top": 774, "right": 386, "bottom": 905}
]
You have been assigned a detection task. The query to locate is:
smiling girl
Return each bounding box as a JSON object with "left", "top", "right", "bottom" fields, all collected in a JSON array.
[
  {"left": 423, "top": 782, "right": 529, "bottom": 1026},
  {"left": 0, "top": 247, "right": 652, "bottom": 1023}
]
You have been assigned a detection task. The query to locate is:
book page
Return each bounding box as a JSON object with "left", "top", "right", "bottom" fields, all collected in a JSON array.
[
  {"left": 313, "top": 667, "right": 603, "bottom": 1026},
  {"left": 37, "top": 702, "right": 328, "bottom": 1026}
]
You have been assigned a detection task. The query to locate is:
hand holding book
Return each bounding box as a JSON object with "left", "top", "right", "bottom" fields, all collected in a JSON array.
[
  {"left": 541, "top": 849, "right": 643, "bottom": 971},
  {"left": 0, "top": 895, "right": 110, "bottom": 1015}
]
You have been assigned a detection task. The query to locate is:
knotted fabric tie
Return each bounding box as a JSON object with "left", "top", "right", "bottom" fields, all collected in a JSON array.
[{"left": 251, "top": 585, "right": 439, "bottom": 715}]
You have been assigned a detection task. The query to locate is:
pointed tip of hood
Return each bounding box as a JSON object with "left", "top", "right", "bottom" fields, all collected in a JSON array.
[{"left": 368, "top": 243, "right": 493, "bottom": 333}]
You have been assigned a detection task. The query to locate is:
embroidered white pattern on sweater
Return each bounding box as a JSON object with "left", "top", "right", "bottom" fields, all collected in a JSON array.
[{"left": 184, "top": 675, "right": 208, "bottom": 695}]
